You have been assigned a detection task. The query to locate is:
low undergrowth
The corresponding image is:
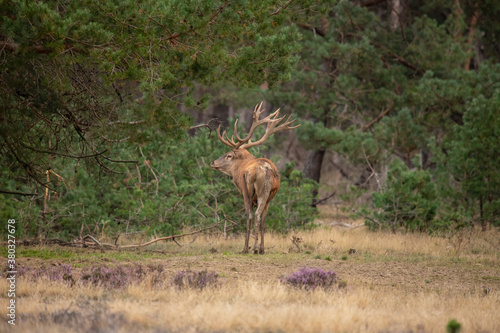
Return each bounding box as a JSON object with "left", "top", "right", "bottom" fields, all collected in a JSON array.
[
  {"left": 172, "top": 269, "right": 221, "bottom": 290},
  {"left": 281, "top": 266, "right": 343, "bottom": 291},
  {"left": 9, "top": 263, "right": 167, "bottom": 289},
  {"left": 8, "top": 263, "right": 224, "bottom": 291},
  {"left": 8, "top": 262, "right": 350, "bottom": 293}
]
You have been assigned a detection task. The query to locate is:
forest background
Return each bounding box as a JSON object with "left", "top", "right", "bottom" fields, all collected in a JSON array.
[{"left": 0, "top": 0, "right": 499, "bottom": 240}]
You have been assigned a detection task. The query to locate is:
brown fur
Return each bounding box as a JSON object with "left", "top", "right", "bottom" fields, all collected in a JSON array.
[{"left": 210, "top": 149, "right": 280, "bottom": 254}]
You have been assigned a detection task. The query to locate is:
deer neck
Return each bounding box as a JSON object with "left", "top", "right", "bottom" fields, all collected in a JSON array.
[
  {"left": 227, "top": 149, "right": 255, "bottom": 177},
  {"left": 233, "top": 148, "right": 256, "bottom": 160}
]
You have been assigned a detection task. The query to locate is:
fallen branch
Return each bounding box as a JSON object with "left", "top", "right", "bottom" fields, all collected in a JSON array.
[
  {"left": 89, "top": 219, "right": 225, "bottom": 249},
  {"left": 172, "top": 235, "right": 198, "bottom": 247},
  {"left": 12, "top": 220, "right": 224, "bottom": 249},
  {"left": 82, "top": 235, "right": 102, "bottom": 247}
]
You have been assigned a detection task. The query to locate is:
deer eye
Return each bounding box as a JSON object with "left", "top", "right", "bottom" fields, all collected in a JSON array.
[{"left": 226, "top": 154, "right": 233, "bottom": 159}]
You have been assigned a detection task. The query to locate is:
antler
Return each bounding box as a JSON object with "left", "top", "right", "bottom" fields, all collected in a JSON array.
[{"left": 216, "top": 102, "right": 300, "bottom": 150}]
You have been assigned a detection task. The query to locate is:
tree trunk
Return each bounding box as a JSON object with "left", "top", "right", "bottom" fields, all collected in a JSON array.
[
  {"left": 390, "top": 0, "right": 402, "bottom": 31},
  {"left": 303, "top": 149, "right": 326, "bottom": 206}
]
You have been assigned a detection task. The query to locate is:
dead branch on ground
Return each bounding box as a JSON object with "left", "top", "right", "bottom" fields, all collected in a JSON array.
[{"left": 13, "top": 220, "right": 225, "bottom": 250}]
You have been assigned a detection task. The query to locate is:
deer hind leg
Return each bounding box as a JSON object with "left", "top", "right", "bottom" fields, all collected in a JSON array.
[
  {"left": 259, "top": 202, "right": 270, "bottom": 254},
  {"left": 242, "top": 174, "right": 253, "bottom": 254},
  {"left": 252, "top": 199, "right": 264, "bottom": 254},
  {"left": 253, "top": 177, "right": 272, "bottom": 254}
]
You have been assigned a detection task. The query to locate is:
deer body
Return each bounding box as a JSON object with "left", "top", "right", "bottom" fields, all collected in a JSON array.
[{"left": 210, "top": 102, "right": 298, "bottom": 254}]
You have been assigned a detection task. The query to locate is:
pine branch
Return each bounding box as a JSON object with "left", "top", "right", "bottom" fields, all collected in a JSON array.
[
  {"left": 361, "top": 101, "right": 395, "bottom": 132},
  {"left": 270, "top": 0, "right": 295, "bottom": 16},
  {"left": 0, "top": 189, "right": 38, "bottom": 196}
]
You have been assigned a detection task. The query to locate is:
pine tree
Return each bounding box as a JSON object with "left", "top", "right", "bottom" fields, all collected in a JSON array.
[
  {"left": 268, "top": 0, "right": 500, "bottom": 228},
  {"left": 0, "top": 0, "right": 300, "bottom": 191}
]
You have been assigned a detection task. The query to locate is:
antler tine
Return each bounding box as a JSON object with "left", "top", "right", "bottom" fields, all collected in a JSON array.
[
  {"left": 221, "top": 102, "right": 300, "bottom": 151},
  {"left": 216, "top": 124, "right": 238, "bottom": 149},
  {"left": 233, "top": 101, "right": 269, "bottom": 148},
  {"left": 252, "top": 101, "right": 265, "bottom": 121},
  {"left": 233, "top": 118, "right": 241, "bottom": 142},
  {"left": 270, "top": 107, "right": 281, "bottom": 117},
  {"left": 239, "top": 107, "right": 301, "bottom": 150},
  {"left": 276, "top": 114, "right": 300, "bottom": 130}
]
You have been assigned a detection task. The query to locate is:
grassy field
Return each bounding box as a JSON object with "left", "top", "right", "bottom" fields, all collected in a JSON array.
[{"left": 1, "top": 221, "right": 499, "bottom": 332}]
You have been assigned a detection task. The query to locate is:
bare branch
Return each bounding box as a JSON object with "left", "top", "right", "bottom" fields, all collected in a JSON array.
[
  {"left": 19, "top": 141, "right": 108, "bottom": 159},
  {"left": 270, "top": 0, "right": 295, "bottom": 16},
  {"left": 361, "top": 143, "right": 382, "bottom": 192},
  {"left": 295, "top": 22, "right": 326, "bottom": 37},
  {"left": 14, "top": 221, "right": 224, "bottom": 249},
  {"left": 358, "top": 0, "right": 385, "bottom": 7},
  {"left": 101, "top": 136, "right": 130, "bottom": 143},
  {"left": 82, "top": 235, "right": 102, "bottom": 247},
  {"left": 208, "top": 2, "right": 230, "bottom": 23},
  {"left": 361, "top": 101, "right": 395, "bottom": 132},
  {"left": 311, "top": 192, "right": 336, "bottom": 206},
  {"left": 0, "top": 41, "right": 53, "bottom": 54},
  {"left": 107, "top": 120, "right": 145, "bottom": 126},
  {"left": 108, "top": 219, "right": 224, "bottom": 249},
  {"left": 188, "top": 118, "right": 218, "bottom": 137},
  {"left": 464, "top": 7, "right": 480, "bottom": 70},
  {"left": 101, "top": 155, "right": 138, "bottom": 164},
  {"left": 172, "top": 236, "right": 198, "bottom": 247},
  {"left": 0, "top": 189, "right": 38, "bottom": 196}
]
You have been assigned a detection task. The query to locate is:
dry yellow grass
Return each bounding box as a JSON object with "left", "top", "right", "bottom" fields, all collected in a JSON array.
[
  {"left": 1, "top": 277, "right": 498, "bottom": 333},
  {"left": 1, "top": 225, "right": 499, "bottom": 332},
  {"left": 145, "top": 223, "right": 499, "bottom": 262}
]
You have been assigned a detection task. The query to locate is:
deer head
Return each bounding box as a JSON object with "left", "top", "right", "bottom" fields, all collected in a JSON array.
[{"left": 210, "top": 102, "right": 299, "bottom": 174}]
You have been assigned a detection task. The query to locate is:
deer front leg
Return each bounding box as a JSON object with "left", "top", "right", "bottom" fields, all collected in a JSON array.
[{"left": 243, "top": 198, "right": 253, "bottom": 254}]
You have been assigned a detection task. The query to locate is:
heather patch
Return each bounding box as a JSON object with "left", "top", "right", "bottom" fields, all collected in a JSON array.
[
  {"left": 280, "top": 267, "right": 341, "bottom": 291},
  {"left": 80, "top": 263, "right": 164, "bottom": 289},
  {"left": 172, "top": 269, "right": 221, "bottom": 290},
  {"left": 14, "top": 263, "right": 76, "bottom": 285},
  {"left": 8, "top": 263, "right": 166, "bottom": 289}
]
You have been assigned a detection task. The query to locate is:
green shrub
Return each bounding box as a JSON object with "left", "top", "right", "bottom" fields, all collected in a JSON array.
[
  {"left": 365, "top": 158, "right": 438, "bottom": 232},
  {"left": 446, "top": 319, "right": 462, "bottom": 333},
  {"left": 2, "top": 130, "right": 317, "bottom": 239}
]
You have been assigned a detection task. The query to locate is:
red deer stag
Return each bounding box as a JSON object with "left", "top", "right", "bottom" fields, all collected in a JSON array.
[{"left": 210, "top": 102, "right": 299, "bottom": 254}]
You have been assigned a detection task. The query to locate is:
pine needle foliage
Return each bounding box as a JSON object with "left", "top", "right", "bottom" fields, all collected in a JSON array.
[
  {"left": 0, "top": 128, "right": 317, "bottom": 238},
  {"left": 0, "top": 0, "right": 301, "bottom": 188}
]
